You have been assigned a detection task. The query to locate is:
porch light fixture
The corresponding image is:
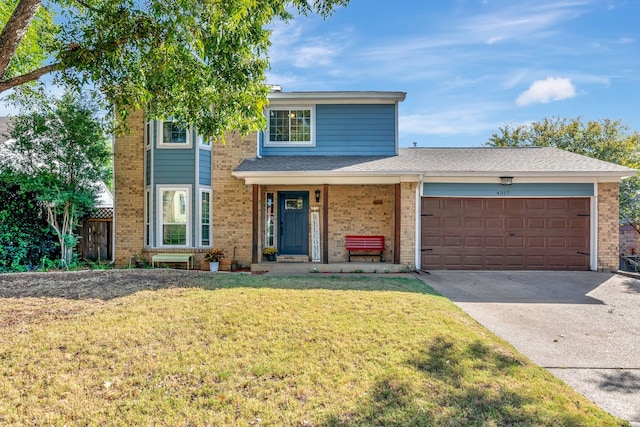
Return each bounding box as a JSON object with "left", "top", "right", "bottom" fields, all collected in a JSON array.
[
  {"left": 315, "top": 189, "right": 321, "bottom": 203},
  {"left": 500, "top": 176, "right": 514, "bottom": 186}
]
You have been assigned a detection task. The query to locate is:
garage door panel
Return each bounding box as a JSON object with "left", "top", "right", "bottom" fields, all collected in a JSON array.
[
  {"left": 527, "top": 218, "right": 545, "bottom": 228},
  {"left": 526, "top": 199, "right": 546, "bottom": 210},
  {"left": 548, "top": 199, "right": 568, "bottom": 209},
  {"left": 486, "top": 218, "right": 504, "bottom": 228},
  {"left": 443, "top": 217, "right": 462, "bottom": 228},
  {"left": 526, "top": 255, "right": 546, "bottom": 268},
  {"left": 464, "top": 218, "right": 484, "bottom": 228},
  {"left": 506, "top": 236, "right": 525, "bottom": 247},
  {"left": 548, "top": 218, "right": 567, "bottom": 228},
  {"left": 526, "top": 237, "right": 546, "bottom": 247},
  {"left": 421, "top": 197, "right": 590, "bottom": 270},
  {"left": 464, "top": 236, "right": 484, "bottom": 246},
  {"left": 485, "top": 236, "right": 504, "bottom": 247}
]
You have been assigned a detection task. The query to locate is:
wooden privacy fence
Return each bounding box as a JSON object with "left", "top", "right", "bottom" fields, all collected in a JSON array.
[{"left": 77, "top": 207, "right": 112, "bottom": 261}]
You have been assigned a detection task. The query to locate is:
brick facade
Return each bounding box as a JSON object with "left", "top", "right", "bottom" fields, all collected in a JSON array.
[
  {"left": 212, "top": 133, "right": 256, "bottom": 267},
  {"left": 327, "top": 185, "right": 395, "bottom": 262},
  {"left": 400, "top": 182, "right": 417, "bottom": 267},
  {"left": 597, "top": 182, "right": 620, "bottom": 271},
  {"left": 113, "top": 110, "right": 145, "bottom": 266}
]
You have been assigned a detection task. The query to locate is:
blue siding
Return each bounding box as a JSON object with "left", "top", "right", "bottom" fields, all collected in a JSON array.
[
  {"left": 261, "top": 104, "right": 396, "bottom": 156},
  {"left": 153, "top": 149, "right": 196, "bottom": 185},
  {"left": 423, "top": 183, "right": 594, "bottom": 197},
  {"left": 199, "top": 149, "right": 211, "bottom": 185}
]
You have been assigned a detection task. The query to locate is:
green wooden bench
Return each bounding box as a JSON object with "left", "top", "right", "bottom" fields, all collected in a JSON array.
[{"left": 151, "top": 253, "right": 195, "bottom": 270}]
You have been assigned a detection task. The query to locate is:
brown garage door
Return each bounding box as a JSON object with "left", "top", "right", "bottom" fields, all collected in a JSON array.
[{"left": 421, "top": 197, "right": 590, "bottom": 270}]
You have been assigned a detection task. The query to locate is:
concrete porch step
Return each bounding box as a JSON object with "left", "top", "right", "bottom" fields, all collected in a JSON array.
[
  {"left": 276, "top": 255, "right": 309, "bottom": 263},
  {"left": 251, "top": 262, "right": 406, "bottom": 274}
]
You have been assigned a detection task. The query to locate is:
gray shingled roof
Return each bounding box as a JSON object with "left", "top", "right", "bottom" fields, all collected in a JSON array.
[{"left": 233, "top": 147, "right": 635, "bottom": 177}]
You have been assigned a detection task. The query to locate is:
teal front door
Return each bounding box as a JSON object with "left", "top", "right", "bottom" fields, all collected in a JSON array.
[{"left": 278, "top": 192, "right": 309, "bottom": 255}]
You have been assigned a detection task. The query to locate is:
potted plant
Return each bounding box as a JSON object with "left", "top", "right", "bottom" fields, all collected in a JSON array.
[
  {"left": 204, "top": 248, "right": 224, "bottom": 272},
  {"left": 263, "top": 247, "right": 278, "bottom": 261}
]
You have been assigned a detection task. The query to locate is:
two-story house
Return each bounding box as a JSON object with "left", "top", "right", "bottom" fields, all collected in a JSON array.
[{"left": 114, "top": 90, "right": 635, "bottom": 271}]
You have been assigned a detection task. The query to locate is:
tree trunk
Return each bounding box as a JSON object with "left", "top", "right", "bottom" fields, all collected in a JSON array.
[{"left": 0, "top": 0, "right": 42, "bottom": 80}]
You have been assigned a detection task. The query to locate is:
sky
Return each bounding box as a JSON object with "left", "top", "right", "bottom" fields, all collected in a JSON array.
[{"left": 266, "top": 0, "right": 639, "bottom": 147}]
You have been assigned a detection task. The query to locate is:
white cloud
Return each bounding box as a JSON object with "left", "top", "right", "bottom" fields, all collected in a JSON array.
[
  {"left": 487, "top": 36, "right": 505, "bottom": 45},
  {"left": 293, "top": 45, "right": 337, "bottom": 68},
  {"left": 516, "top": 76, "right": 576, "bottom": 106}
]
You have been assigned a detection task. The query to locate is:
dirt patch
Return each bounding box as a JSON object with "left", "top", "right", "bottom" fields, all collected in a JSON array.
[
  {"left": 0, "top": 269, "right": 220, "bottom": 300},
  {"left": 0, "top": 269, "right": 224, "bottom": 329}
]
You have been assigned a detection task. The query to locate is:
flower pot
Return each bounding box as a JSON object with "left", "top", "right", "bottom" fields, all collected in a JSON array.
[
  {"left": 209, "top": 261, "right": 219, "bottom": 272},
  {"left": 266, "top": 254, "right": 276, "bottom": 261}
]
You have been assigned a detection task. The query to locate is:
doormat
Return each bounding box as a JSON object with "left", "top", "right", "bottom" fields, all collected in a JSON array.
[{"left": 276, "top": 255, "right": 309, "bottom": 263}]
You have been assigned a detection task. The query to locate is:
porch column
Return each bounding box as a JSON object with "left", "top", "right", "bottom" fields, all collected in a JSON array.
[
  {"left": 252, "top": 184, "right": 259, "bottom": 264},
  {"left": 394, "top": 183, "right": 401, "bottom": 264},
  {"left": 323, "top": 184, "right": 329, "bottom": 264}
]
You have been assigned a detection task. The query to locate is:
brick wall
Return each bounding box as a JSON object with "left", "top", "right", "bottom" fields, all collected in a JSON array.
[
  {"left": 113, "top": 110, "right": 145, "bottom": 266},
  {"left": 400, "top": 182, "right": 417, "bottom": 267},
  {"left": 327, "top": 185, "right": 395, "bottom": 262},
  {"left": 212, "top": 133, "right": 256, "bottom": 267},
  {"left": 598, "top": 182, "right": 620, "bottom": 271}
]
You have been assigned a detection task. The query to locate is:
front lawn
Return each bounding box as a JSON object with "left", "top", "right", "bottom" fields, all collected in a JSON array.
[{"left": 0, "top": 270, "right": 626, "bottom": 426}]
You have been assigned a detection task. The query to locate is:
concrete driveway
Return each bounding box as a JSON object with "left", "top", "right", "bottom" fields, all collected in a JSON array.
[{"left": 420, "top": 271, "right": 640, "bottom": 426}]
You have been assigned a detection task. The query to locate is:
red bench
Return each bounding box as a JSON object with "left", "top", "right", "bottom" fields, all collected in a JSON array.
[{"left": 346, "top": 235, "right": 385, "bottom": 262}]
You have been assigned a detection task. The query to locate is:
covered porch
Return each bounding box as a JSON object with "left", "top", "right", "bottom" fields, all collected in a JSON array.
[{"left": 250, "top": 261, "right": 410, "bottom": 274}]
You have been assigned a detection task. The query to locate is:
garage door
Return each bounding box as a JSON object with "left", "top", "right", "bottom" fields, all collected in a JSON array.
[{"left": 421, "top": 198, "right": 590, "bottom": 270}]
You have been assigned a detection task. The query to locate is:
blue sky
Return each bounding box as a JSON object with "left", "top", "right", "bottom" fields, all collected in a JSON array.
[
  {"left": 267, "top": 0, "right": 639, "bottom": 147},
  {"left": 1, "top": 0, "right": 637, "bottom": 148}
]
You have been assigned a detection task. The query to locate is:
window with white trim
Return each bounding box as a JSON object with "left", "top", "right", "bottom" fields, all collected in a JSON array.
[
  {"left": 200, "top": 189, "right": 211, "bottom": 246},
  {"left": 144, "top": 189, "right": 151, "bottom": 247},
  {"left": 265, "top": 106, "right": 314, "bottom": 146},
  {"left": 158, "top": 187, "right": 191, "bottom": 246},
  {"left": 157, "top": 121, "right": 192, "bottom": 148}
]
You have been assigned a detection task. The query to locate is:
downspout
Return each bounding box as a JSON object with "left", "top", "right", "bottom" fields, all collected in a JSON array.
[
  {"left": 256, "top": 130, "right": 262, "bottom": 159},
  {"left": 110, "top": 112, "right": 116, "bottom": 264},
  {"left": 415, "top": 174, "right": 423, "bottom": 270}
]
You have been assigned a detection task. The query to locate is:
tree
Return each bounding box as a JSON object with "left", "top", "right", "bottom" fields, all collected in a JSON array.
[
  {"left": 486, "top": 116, "right": 640, "bottom": 234},
  {"left": 487, "top": 117, "right": 640, "bottom": 168},
  {"left": 0, "top": 0, "right": 348, "bottom": 138},
  {"left": 1, "top": 90, "right": 111, "bottom": 267},
  {"left": 0, "top": 176, "right": 57, "bottom": 271}
]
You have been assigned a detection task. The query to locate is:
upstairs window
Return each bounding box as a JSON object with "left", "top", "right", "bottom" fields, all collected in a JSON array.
[
  {"left": 266, "top": 107, "right": 314, "bottom": 147},
  {"left": 157, "top": 120, "right": 192, "bottom": 148}
]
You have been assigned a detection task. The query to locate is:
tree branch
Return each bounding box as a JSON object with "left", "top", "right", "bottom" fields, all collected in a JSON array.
[
  {"left": 0, "top": 0, "right": 42, "bottom": 80},
  {"left": 0, "top": 62, "right": 60, "bottom": 93}
]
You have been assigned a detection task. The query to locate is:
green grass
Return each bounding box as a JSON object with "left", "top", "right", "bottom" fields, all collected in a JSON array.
[{"left": 0, "top": 271, "right": 627, "bottom": 426}]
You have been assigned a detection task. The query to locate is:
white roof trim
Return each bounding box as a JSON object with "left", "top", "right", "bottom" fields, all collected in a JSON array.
[{"left": 268, "top": 91, "right": 407, "bottom": 105}]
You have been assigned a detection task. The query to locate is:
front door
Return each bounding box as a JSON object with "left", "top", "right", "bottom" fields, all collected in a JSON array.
[{"left": 278, "top": 192, "right": 309, "bottom": 255}]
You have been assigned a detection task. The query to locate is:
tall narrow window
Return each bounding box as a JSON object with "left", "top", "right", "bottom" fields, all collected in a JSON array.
[
  {"left": 145, "top": 121, "right": 152, "bottom": 147},
  {"left": 200, "top": 190, "right": 211, "bottom": 246},
  {"left": 160, "top": 188, "right": 190, "bottom": 246},
  {"left": 144, "top": 189, "right": 151, "bottom": 246},
  {"left": 265, "top": 192, "right": 274, "bottom": 247}
]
